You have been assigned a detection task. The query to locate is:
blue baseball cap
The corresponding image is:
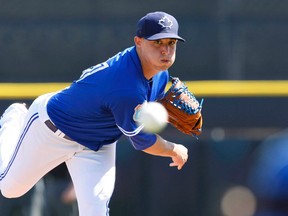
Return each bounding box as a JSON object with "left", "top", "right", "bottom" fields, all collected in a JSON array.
[{"left": 136, "top": 11, "right": 185, "bottom": 42}]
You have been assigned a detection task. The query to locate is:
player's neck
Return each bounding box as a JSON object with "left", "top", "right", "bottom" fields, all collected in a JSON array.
[
  {"left": 143, "top": 68, "right": 157, "bottom": 80},
  {"left": 141, "top": 61, "right": 161, "bottom": 80}
]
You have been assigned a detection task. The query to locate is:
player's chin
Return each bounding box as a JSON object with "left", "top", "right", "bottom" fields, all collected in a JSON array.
[{"left": 158, "top": 61, "right": 173, "bottom": 70}]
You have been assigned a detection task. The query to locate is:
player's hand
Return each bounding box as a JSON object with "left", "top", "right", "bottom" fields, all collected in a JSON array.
[{"left": 169, "top": 144, "right": 188, "bottom": 170}]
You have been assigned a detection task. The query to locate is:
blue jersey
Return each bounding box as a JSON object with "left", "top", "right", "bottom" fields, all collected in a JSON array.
[{"left": 47, "top": 46, "right": 169, "bottom": 151}]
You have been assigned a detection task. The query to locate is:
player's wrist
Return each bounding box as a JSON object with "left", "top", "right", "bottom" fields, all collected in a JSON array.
[{"left": 156, "top": 135, "right": 176, "bottom": 156}]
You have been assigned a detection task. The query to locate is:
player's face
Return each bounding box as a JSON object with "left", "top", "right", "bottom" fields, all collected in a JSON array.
[{"left": 135, "top": 37, "right": 177, "bottom": 75}]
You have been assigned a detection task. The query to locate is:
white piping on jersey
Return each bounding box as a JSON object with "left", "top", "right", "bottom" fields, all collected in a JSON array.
[
  {"left": 77, "top": 62, "right": 109, "bottom": 83},
  {"left": 116, "top": 124, "right": 144, "bottom": 137}
]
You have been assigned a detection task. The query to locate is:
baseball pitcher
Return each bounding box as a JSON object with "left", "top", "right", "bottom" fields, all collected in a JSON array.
[{"left": 0, "top": 11, "right": 202, "bottom": 216}]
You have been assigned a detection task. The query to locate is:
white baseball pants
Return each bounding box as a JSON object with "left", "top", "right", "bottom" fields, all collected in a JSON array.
[{"left": 0, "top": 93, "right": 116, "bottom": 216}]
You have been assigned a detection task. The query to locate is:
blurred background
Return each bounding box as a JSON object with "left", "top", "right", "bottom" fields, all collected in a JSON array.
[{"left": 1, "top": 0, "right": 288, "bottom": 215}]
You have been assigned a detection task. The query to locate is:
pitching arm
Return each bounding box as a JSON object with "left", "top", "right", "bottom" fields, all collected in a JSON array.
[{"left": 142, "top": 135, "right": 188, "bottom": 170}]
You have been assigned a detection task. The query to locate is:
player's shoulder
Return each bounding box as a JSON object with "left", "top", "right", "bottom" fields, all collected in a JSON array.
[{"left": 107, "top": 46, "right": 137, "bottom": 66}]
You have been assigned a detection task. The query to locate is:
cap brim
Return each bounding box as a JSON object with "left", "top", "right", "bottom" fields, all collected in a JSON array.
[{"left": 145, "top": 33, "right": 185, "bottom": 42}]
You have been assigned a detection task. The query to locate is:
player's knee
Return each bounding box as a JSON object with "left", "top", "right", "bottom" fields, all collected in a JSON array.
[
  {"left": 77, "top": 186, "right": 114, "bottom": 216},
  {"left": 0, "top": 179, "right": 27, "bottom": 198},
  {"left": 1, "top": 188, "right": 22, "bottom": 198},
  {"left": 78, "top": 199, "right": 111, "bottom": 216}
]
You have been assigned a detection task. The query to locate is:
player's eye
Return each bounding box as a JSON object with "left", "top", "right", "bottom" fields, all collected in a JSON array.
[
  {"left": 168, "top": 40, "right": 177, "bottom": 46},
  {"left": 154, "top": 40, "right": 162, "bottom": 45}
]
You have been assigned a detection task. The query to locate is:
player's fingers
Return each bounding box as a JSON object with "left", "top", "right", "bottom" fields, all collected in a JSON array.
[
  {"left": 169, "top": 162, "right": 177, "bottom": 167},
  {"left": 169, "top": 162, "right": 183, "bottom": 170}
]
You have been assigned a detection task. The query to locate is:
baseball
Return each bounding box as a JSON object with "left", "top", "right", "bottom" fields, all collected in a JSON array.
[{"left": 137, "top": 102, "right": 168, "bottom": 133}]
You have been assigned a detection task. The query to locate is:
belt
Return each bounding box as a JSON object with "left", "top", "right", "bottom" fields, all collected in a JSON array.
[{"left": 44, "top": 120, "right": 73, "bottom": 141}]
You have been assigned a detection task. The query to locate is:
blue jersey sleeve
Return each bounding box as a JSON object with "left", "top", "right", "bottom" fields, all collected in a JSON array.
[
  {"left": 129, "top": 133, "right": 157, "bottom": 150},
  {"left": 107, "top": 89, "right": 157, "bottom": 150}
]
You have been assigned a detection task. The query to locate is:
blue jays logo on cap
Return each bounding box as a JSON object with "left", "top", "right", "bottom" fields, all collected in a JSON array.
[
  {"left": 136, "top": 11, "right": 185, "bottom": 42},
  {"left": 158, "top": 16, "right": 173, "bottom": 29}
]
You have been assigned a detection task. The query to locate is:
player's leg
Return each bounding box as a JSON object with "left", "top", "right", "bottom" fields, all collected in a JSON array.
[
  {"left": 0, "top": 103, "right": 28, "bottom": 169},
  {"left": 0, "top": 94, "right": 84, "bottom": 198},
  {"left": 66, "top": 142, "right": 116, "bottom": 216}
]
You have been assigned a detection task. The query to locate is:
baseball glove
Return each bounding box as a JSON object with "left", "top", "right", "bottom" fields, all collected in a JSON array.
[{"left": 158, "top": 77, "right": 203, "bottom": 137}]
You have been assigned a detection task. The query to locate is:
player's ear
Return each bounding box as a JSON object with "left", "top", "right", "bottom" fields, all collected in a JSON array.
[{"left": 134, "top": 36, "right": 142, "bottom": 47}]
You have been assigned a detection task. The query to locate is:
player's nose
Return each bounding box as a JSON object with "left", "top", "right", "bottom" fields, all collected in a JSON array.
[{"left": 160, "top": 45, "right": 170, "bottom": 55}]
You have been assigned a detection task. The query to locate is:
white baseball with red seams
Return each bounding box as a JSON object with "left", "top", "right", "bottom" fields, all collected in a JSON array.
[{"left": 137, "top": 102, "right": 168, "bottom": 133}]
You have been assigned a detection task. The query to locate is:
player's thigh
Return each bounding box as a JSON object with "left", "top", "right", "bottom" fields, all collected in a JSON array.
[
  {"left": 66, "top": 143, "right": 116, "bottom": 216},
  {"left": 1, "top": 116, "right": 82, "bottom": 198}
]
